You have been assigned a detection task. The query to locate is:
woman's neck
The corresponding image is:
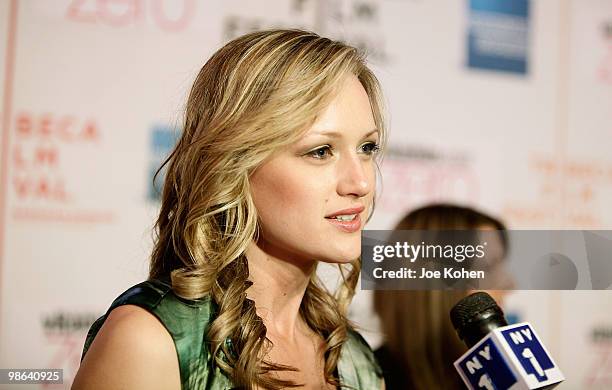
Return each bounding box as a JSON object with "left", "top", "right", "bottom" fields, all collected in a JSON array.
[{"left": 245, "top": 241, "right": 316, "bottom": 343}]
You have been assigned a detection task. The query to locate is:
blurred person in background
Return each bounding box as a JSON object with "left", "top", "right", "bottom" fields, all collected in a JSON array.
[
  {"left": 72, "top": 29, "right": 387, "bottom": 390},
  {"left": 373, "top": 204, "right": 513, "bottom": 389}
]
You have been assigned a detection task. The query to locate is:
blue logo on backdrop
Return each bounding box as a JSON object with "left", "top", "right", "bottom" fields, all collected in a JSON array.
[
  {"left": 501, "top": 324, "right": 554, "bottom": 382},
  {"left": 148, "top": 125, "right": 179, "bottom": 201},
  {"left": 505, "top": 311, "right": 520, "bottom": 325},
  {"left": 458, "top": 338, "right": 517, "bottom": 389},
  {"left": 467, "top": 0, "right": 530, "bottom": 74}
]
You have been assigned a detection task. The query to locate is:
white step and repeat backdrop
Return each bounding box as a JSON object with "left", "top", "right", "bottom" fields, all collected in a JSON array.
[{"left": 0, "top": 0, "right": 610, "bottom": 388}]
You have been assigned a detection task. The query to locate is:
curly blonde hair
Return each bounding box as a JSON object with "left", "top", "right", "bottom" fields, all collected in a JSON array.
[{"left": 149, "top": 29, "right": 387, "bottom": 389}]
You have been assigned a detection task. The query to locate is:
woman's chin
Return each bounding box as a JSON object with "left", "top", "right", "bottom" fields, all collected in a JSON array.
[{"left": 319, "top": 249, "right": 361, "bottom": 264}]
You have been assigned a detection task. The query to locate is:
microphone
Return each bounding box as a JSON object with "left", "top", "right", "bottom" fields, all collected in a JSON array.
[{"left": 450, "top": 292, "right": 564, "bottom": 389}]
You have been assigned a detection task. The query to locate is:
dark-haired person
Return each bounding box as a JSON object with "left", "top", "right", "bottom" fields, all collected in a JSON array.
[{"left": 373, "top": 204, "right": 513, "bottom": 389}]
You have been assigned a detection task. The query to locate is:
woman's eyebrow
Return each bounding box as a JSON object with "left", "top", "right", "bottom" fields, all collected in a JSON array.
[{"left": 310, "top": 128, "right": 379, "bottom": 139}]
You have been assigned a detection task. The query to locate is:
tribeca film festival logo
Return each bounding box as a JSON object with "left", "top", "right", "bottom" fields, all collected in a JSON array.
[
  {"left": 585, "top": 326, "right": 612, "bottom": 386},
  {"left": 11, "top": 112, "right": 114, "bottom": 223},
  {"left": 66, "top": 0, "right": 198, "bottom": 32},
  {"left": 42, "top": 311, "right": 99, "bottom": 388},
  {"left": 223, "top": 0, "right": 389, "bottom": 65},
  {"left": 12, "top": 112, "right": 98, "bottom": 203}
]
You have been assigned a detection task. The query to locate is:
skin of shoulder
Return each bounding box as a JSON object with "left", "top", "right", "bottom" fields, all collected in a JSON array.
[{"left": 71, "top": 304, "right": 181, "bottom": 390}]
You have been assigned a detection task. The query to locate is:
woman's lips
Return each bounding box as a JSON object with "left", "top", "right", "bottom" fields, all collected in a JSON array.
[
  {"left": 325, "top": 213, "right": 362, "bottom": 233},
  {"left": 325, "top": 206, "right": 365, "bottom": 218}
]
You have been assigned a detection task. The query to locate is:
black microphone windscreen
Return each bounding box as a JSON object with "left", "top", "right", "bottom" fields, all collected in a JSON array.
[{"left": 450, "top": 291, "right": 508, "bottom": 348}]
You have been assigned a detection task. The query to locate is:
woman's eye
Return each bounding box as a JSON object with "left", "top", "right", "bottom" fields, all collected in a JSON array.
[
  {"left": 307, "top": 146, "right": 333, "bottom": 159},
  {"left": 361, "top": 142, "right": 380, "bottom": 155}
]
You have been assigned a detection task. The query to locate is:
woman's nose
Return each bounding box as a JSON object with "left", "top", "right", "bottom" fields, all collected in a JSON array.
[{"left": 336, "top": 154, "right": 373, "bottom": 197}]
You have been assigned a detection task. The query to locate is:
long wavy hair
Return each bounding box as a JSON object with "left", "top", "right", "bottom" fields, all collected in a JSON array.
[
  {"left": 373, "top": 204, "right": 507, "bottom": 389},
  {"left": 149, "top": 29, "right": 387, "bottom": 389}
]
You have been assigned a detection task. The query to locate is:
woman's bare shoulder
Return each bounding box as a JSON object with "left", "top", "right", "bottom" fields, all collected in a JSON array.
[{"left": 72, "top": 304, "right": 181, "bottom": 390}]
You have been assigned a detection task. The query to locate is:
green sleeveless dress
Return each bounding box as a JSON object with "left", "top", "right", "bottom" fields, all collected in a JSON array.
[{"left": 81, "top": 278, "right": 383, "bottom": 389}]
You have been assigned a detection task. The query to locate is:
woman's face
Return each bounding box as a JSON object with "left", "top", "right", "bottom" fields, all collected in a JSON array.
[{"left": 249, "top": 74, "right": 379, "bottom": 265}]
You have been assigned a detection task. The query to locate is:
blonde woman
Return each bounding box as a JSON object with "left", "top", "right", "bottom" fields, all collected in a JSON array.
[
  {"left": 72, "top": 29, "right": 387, "bottom": 390},
  {"left": 373, "top": 204, "right": 511, "bottom": 389}
]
